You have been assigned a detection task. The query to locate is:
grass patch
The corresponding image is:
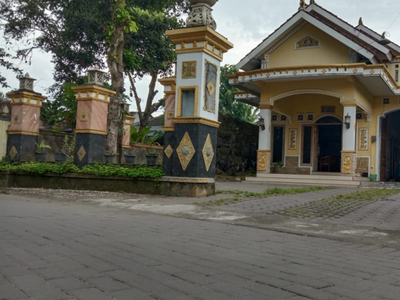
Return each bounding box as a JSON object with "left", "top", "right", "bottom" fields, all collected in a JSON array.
[
  {"left": 0, "top": 162, "right": 164, "bottom": 179},
  {"left": 198, "top": 186, "right": 326, "bottom": 207},
  {"left": 280, "top": 188, "right": 399, "bottom": 219}
]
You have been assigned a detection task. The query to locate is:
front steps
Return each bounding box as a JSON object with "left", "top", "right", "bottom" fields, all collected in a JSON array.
[{"left": 246, "top": 173, "right": 369, "bottom": 187}]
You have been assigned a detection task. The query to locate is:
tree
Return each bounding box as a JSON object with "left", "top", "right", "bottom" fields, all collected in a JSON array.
[
  {"left": 219, "top": 64, "right": 258, "bottom": 123},
  {"left": 0, "top": 48, "right": 21, "bottom": 88},
  {"left": 0, "top": 0, "right": 187, "bottom": 152},
  {"left": 125, "top": 7, "right": 186, "bottom": 130}
]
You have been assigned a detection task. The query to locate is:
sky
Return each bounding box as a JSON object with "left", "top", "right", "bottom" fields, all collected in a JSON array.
[{"left": 1, "top": 0, "right": 400, "bottom": 112}]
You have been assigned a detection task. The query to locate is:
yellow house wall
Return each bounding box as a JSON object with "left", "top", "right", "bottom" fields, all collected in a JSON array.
[
  {"left": 268, "top": 24, "right": 350, "bottom": 69},
  {"left": 273, "top": 94, "right": 342, "bottom": 157},
  {"left": 0, "top": 120, "right": 10, "bottom": 159}
]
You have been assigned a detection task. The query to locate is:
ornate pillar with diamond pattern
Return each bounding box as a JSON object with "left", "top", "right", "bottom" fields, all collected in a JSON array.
[
  {"left": 71, "top": 69, "right": 116, "bottom": 167},
  {"left": 6, "top": 73, "right": 46, "bottom": 162},
  {"left": 162, "top": 0, "right": 233, "bottom": 196},
  {"left": 159, "top": 77, "right": 176, "bottom": 176}
]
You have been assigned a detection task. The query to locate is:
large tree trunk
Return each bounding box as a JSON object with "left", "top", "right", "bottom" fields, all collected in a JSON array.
[{"left": 105, "top": 4, "right": 126, "bottom": 154}]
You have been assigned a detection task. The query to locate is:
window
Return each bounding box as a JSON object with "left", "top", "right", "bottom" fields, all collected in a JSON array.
[
  {"left": 181, "top": 89, "right": 195, "bottom": 117},
  {"left": 178, "top": 86, "right": 198, "bottom": 117}
]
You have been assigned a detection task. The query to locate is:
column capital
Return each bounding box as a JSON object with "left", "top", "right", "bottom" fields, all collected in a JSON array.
[
  {"left": 259, "top": 103, "right": 273, "bottom": 110},
  {"left": 341, "top": 99, "right": 357, "bottom": 107}
]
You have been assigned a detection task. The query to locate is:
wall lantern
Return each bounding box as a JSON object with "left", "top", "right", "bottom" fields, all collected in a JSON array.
[
  {"left": 257, "top": 115, "right": 265, "bottom": 131},
  {"left": 344, "top": 113, "right": 351, "bottom": 129}
]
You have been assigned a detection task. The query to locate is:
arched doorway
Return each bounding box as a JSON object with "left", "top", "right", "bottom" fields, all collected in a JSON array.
[
  {"left": 314, "top": 116, "right": 342, "bottom": 172},
  {"left": 380, "top": 110, "right": 400, "bottom": 181}
]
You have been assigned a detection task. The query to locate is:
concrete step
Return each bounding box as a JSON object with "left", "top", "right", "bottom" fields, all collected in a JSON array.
[
  {"left": 245, "top": 176, "right": 361, "bottom": 187},
  {"left": 256, "top": 173, "right": 356, "bottom": 181}
]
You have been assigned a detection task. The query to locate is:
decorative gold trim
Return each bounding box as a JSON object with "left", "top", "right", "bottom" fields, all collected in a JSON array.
[
  {"left": 164, "top": 145, "right": 174, "bottom": 159},
  {"left": 177, "top": 132, "right": 195, "bottom": 171},
  {"left": 166, "top": 26, "right": 234, "bottom": 53},
  {"left": 176, "top": 48, "right": 223, "bottom": 62},
  {"left": 131, "top": 143, "right": 163, "bottom": 150},
  {"left": 124, "top": 115, "right": 136, "bottom": 121},
  {"left": 7, "top": 131, "right": 39, "bottom": 136},
  {"left": 182, "top": 61, "right": 197, "bottom": 79},
  {"left": 202, "top": 134, "right": 214, "bottom": 172},
  {"left": 173, "top": 117, "right": 221, "bottom": 128},
  {"left": 71, "top": 85, "right": 116, "bottom": 97},
  {"left": 7, "top": 91, "right": 47, "bottom": 103},
  {"left": 289, "top": 129, "right": 297, "bottom": 150},
  {"left": 177, "top": 86, "right": 199, "bottom": 117},
  {"left": 341, "top": 150, "right": 356, "bottom": 154},
  {"left": 359, "top": 128, "right": 369, "bottom": 151},
  {"left": 163, "top": 127, "right": 175, "bottom": 132},
  {"left": 122, "top": 145, "right": 131, "bottom": 149},
  {"left": 342, "top": 155, "right": 353, "bottom": 174},
  {"left": 75, "top": 97, "right": 110, "bottom": 104},
  {"left": 257, "top": 150, "right": 270, "bottom": 171},
  {"left": 77, "top": 146, "right": 87, "bottom": 162},
  {"left": 158, "top": 77, "right": 176, "bottom": 87},
  {"left": 75, "top": 129, "right": 107, "bottom": 135},
  {"left": 8, "top": 145, "right": 17, "bottom": 160}
]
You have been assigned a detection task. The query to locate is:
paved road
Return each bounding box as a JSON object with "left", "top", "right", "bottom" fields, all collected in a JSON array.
[{"left": 2, "top": 194, "right": 400, "bottom": 299}]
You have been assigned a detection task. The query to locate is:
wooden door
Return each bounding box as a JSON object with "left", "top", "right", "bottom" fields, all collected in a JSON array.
[{"left": 380, "top": 118, "right": 387, "bottom": 181}]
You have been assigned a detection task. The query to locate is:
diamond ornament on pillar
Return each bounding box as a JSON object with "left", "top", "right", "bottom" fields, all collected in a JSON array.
[
  {"left": 202, "top": 134, "right": 214, "bottom": 172},
  {"left": 177, "top": 132, "right": 195, "bottom": 171}
]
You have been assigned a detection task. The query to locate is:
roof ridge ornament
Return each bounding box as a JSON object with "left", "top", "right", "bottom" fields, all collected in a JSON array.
[
  {"left": 310, "top": 0, "right": 316, "bottom": 4},
  {"left": 186, "top": 0, "right": 218, "bottom": 30},
  {"left": 299, "top": 0, "right": 306, "bottom": 10},
  {"left": 359, "top": 17, "right": 364, "bottom": 26}
]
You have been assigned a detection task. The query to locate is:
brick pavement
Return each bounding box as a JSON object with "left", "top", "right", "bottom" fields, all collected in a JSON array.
[{"left": 2, "top": 194, "right": 400, "bottom": 299}]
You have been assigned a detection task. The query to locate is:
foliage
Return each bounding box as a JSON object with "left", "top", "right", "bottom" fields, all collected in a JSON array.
[
  {"left": 62, "top": 134, "right": 75, "bottom": 162},
  {"left": 219, "top": 64, "right": 258, "bottom": 123},
  {"left": 125, "top": 6, "right": 187, "bottom": 129},
  {"left": 34, "top": 141, "right": 52, "bottom": 153},
  {"left": 0, "top": 48, "right": 21, "bottom": 88},
  {"left": 0, "top": 162, "right": 164, "bottom": 178},
  {"left": 0, "top": 0, "right": 189, "bottom": 152},
  {"left": 130, "top": 126, "right": 163, "bottom": 145},
  {"left": 41, "top": 82, "right": 78, "bottom": 129}
]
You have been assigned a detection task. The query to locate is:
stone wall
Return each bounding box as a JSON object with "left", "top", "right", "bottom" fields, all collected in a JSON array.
[
  {"left": 356, "top": 157, "right": 369, "bottom": 175},
  {"left": 217, "top": 114, "right": 258, "bottom": 175},
  {"left": 272, "top": 156, "right": 311, "bottom": 174}
]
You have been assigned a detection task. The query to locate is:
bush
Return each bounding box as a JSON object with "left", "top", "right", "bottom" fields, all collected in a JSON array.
[{"left": 0, "top": 162, "right": 164, "bottom": 179}]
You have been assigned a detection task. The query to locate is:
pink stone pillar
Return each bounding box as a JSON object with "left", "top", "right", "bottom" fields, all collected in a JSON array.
[
  {"left": 71, "top": 70, "right": 116, "bottom": 166},
  {"left": 6, "top": 73, "right": 46, "bottom": 162}
]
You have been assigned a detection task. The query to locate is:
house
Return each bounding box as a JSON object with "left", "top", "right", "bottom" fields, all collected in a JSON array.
[{"left": 229, "top": 1, "right": 400, "bottom": 183}]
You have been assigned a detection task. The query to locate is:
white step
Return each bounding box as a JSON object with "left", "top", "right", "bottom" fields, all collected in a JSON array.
[
  {"left": 256, "top": 173, "right": 355, "bottom": 181},
  {"left": 246, "top": 176, "right": 361, "bottom": 187}
]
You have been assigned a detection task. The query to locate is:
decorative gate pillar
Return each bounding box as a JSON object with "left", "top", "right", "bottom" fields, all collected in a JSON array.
[
  {"left": 6, "top": 73, "right": 46, "bottom": 162},
  {"left": 162, "top": 0, "right": 233, "bottom": 197},
  {"left": 71, "top": 69, "right": 116, "bottom": 167},
  {"left": 159, "top": 77, "right": 176, "bottom": 176},
  {"left": 257, "top": 104, "right": 273, "bottom": 175},
  {"left": 341, "top": 102, "right": 357, "bottom": 175}
]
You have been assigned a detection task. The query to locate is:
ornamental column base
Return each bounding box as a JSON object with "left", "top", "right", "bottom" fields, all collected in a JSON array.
[
  {"left": 7, "top": 133, "right": 38, "bottom": 162},
  {"left": 74, "top": 132, "right": 107, "bottom": 167},
  {"left": 257, "top": 150, "right": 271, "bottom": 175},
  {"left": 341, "top": 151, "right": 356, "bottom": 176},
  {"left": 161, "top": 177, "right": 215, "bottom": 197}
]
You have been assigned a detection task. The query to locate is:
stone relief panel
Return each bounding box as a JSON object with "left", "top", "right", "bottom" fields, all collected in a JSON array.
[
  {"left": 289, "top": 129, "right": 297, "bottom": 150},
  {"left": 204, "top": 60, "right": 218, "bottom": 113},
  {"left": 359, "top": 128, "right": 368, "bottom": 151}
]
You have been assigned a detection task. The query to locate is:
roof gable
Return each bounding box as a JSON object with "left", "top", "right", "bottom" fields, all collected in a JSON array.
[{"left": 237, "top": 4, "right": 393, "bottom": 71}]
